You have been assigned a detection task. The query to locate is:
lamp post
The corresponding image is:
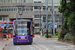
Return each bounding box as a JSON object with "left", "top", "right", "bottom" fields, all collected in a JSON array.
[
  {"left": 39, "top": 7, "right": 41, "bottom": 36},
  {"left": 52, "top": 0, "right": 53, "bottom": 35},
  {"left": 46, "top": 0, "right": 48, "bottom": 38},
  {"left": 17, "top": 5, "right": 24, "bottom": 18},
  {"left": 17, "top": 0, "right": 24, "bottom": 19}
]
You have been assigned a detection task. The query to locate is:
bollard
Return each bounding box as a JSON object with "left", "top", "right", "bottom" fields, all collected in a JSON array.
[{"left": 7, "top": 35, "right": 8, "bottom": 40}]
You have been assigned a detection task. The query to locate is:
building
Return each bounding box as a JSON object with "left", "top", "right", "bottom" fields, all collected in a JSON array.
[{"left": 0, "top": 0, "right": 62, "bottom": 33}]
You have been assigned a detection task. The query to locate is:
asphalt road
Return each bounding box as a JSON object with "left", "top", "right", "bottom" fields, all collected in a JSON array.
[{"left": 5, "top": 36, "right": 75, "bottom": 50}]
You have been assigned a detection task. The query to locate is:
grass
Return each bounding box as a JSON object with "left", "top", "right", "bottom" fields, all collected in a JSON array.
[
  {"left": 52, "top": 35, "right": 58, "bottom": 38},
  {"left": 43, "top": 33, "right": 59, "bottom": 38}
]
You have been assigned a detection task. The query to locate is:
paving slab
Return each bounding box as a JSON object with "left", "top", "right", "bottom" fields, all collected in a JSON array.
[{"left": 0, "top": 42, "right": 6, "bottom": 50}]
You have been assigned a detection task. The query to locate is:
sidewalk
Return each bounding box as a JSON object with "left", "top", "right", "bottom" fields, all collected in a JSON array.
[
  {"left": 0, "top": 38, "right": 8, "bottom": 50},
  {"left": 0, "top": 42, "right": 6, "bottom": 50},
  {"left": 35, "top": 35, "right": 58, "bottom": 40}
]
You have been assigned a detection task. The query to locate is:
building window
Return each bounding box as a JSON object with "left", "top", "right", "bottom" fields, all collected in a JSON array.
[
  {"left": 43, "top": 7, "right": 46, "bottom": 11},
  {"left": 56, "top": 20, "right": 58, "bottom": 22},
  {"left": 7, "top": 9, "right": 9, "bottom": 11},
  {"left": 0, "top": 9, "right": 1, "bottom": 11},
  {"left": 34, "top": 1, "right": 41, "bottom": 3},
  {"left": 59, "top": 17, "right": 62, "bottom": 20},
  {"left": 0, "top": 16, "right": 2, "bottom": 21},
  {"left": 8, "top": 0, "right": 12, "bottom": 3},
  {"left": 59, "top": 20, "right": 62, "bottom": 22},
  {"left": 34, "top": 15, "right": 39, "bottom": 18},
  {"left": 43, "top": 16, "right": 46, "bottom": 22},
  {"left": 0, "top": 0, "right": 3, "bottom": 3},
  {"left": 35, "top": 24, "right": 39, "bottom": 27},
  {"left": 34, "top": 6, "right": 40, "bottom": 9},
  {"left": 0, "top": 16, "right": 9, "bottom": 22},
  {"left": 31, "top": 9, "right": 33, "bottom": 11},
  {"left": 24, "top": 0, "right": 26, "bottom": 2},
  {"left": 26, "top": 9, "right": 29, "bottom": 11},
  {"left": 48, "top": 17, "right": 50, "bottom": 22},
  {"left": 56, "top": 14, "right": 59, "bottom": 16},
  {"left": 12, "top": 0, "right": 17, "bottom": 3},
  {"left": 0, "top": 7, "right": 18, "bottom": 12},
  {"left": 3, "top": 16, "right": 9, "bottom": 22}
]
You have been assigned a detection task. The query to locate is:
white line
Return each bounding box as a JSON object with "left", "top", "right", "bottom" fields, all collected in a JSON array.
[
  {"left": 30, "top": 46, "right": 35, "bottom": 50},
  {"left": 34, "top": 45, "right": 41, "bottom": 50},
  {"left": 38, "top": 44, "right": 49, "bottom": 50},
  {"left": 17, "top": 46, "right": 21, "bottom": 50}
]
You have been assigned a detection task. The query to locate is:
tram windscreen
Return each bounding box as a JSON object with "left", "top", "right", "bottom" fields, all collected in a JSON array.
[{"left": 15, "top": 21, "right": 30, "bottom": 36}]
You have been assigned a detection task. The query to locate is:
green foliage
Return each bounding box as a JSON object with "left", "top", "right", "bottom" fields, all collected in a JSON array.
[
  {"left": 57, "top": 32, "right": 60, "bottom": 38},
  {"left": 58, "top": 0, "right": 66, "bottom": 13},
  {"left": 68, "top": 12, "right": 75, "bottom": 30},
  {"left": 44, "top": 33, "right": 51, "bottom": 36},
  {"left": 64, "top": 32, "right": 74, "bottom": 40},
  {"left": 60, "top": 28, "right": 69, "bottom": 39},
  {"left": 52, "top": 35, "right": 58, "bottom": 38},
  {"left": 63, "top": 9, "right": 70, "bottom": 17}
]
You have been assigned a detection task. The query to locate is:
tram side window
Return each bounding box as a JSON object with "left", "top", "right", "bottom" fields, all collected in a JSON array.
[
  {"left": 13, "top": 29, "right": 15, "bottom": 36},
  {"left": 27, "top": 22, "right": 30, "bottom": 35}
]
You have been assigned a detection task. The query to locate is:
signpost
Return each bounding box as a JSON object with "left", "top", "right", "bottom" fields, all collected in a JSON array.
[
  {"left": 42, "top": 22, "right": 45, "bottom": 36},
  {"left": 50, "top": 23, "right": 53, "bottom": 27},
  {"left": 54, "top": 23, "right": 57, "bottom": 28},
  {"left": 6, "top": 23, "right": 9, "bottom": 40},
  {"left": 1, "top": 23, "right": 4, "bottom": 39},
  {"left": 1, "top": 23, "right": 4, "bottom": 26},
  {"left": 50, "top": 23, "right": 53, "bottom": 38}
]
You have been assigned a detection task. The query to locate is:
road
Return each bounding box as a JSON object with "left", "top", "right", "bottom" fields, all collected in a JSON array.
[{"left": 5, "top": 35, "right": 75, "bottom": 50}]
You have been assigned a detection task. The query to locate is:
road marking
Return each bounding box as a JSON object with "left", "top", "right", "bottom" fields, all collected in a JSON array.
[
  {"left": 34, "top": 45, "right": 41, "bottom": 50},
  {"left": 17, "top": 46, "right": 21, "bottom": 50},
  {"left": 38, "top": 44, "right": 48, "bottom": 50},
  {"left": 30, "top": 46, "right": 35, "bottom": 50}
]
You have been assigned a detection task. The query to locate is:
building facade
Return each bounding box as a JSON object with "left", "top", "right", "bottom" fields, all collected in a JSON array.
[{"left": 0, "top": 0, "right": 62, "bottom": 33}]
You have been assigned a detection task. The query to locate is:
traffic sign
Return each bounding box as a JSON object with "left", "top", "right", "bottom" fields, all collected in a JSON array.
[
  {"left": 6, "top": 23, "right": 9, "bottom": 26},
  {"left": 54, "top": 23, "right": 57, "bottom": 28},
  {"left": 1, "top": 23, "right": 4, "bottom": 26},
  {"left": 50, "top": 23, "right": 52, "bottom": 26}
]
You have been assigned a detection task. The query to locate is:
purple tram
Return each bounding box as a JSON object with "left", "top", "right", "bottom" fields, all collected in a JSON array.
[{"left": 13, "top": 19, "right": 34, "bottom": 45}]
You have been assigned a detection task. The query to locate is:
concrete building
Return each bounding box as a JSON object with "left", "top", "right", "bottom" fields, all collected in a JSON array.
[{"left": 0, "top": 0, "right": 62, "bottom": 33}]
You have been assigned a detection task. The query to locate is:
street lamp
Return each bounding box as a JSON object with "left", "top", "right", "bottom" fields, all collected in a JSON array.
[
  {"left": 39, "top": 7, "right": 41, "bottom": 36},
  {"left": 16, "top": 0, "right": 24, "bottom": 19},
  {"left": 17, "top": 5, "right": 24, "bottom": 18}
]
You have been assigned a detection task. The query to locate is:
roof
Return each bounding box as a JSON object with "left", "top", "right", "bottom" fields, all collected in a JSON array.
[{"left": 0, "top": 22, "right": 13, "bottom": 23}]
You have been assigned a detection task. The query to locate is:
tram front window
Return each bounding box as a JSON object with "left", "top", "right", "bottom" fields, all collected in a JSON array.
[{"left": 15, "top": 22, "right": 30, "bottom": 36}]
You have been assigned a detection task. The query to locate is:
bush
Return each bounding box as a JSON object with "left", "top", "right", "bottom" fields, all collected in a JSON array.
[
  {"left": 68, "top": 12, "right": 75, "bottom": 30},
  {"left": 44, "top": 33, "right": 52, "bottom": 37},
  {"left": 64, "top": 32, "right": 74, "bottom": 41},
  {"left": 52, "top": 35, "right": 58, "bottom": 38},
  {"left": 57, "top": 32, "right": 60, "bottom": 39},
  {"left": 60, "top": 28, "right": 69, "bottom": 39}
]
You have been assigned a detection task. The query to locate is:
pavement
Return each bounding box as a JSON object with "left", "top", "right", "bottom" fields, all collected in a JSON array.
[
  {"left": 35, "top": 35, "right": 58, "bottom": 40},
  {"left": 0, "top": 42, "right": 6, "bottom": 50},
  {"left": 0, "top": 38, "right": 10, "bottom": 50}
]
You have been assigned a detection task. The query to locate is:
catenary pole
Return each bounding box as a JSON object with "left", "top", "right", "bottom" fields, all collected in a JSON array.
[
  {"left": 39, "top": 7, "right": 41, "bottom": 36},
  {"left": 46, "top": 0, "right": 48, "bottom": 38}
]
